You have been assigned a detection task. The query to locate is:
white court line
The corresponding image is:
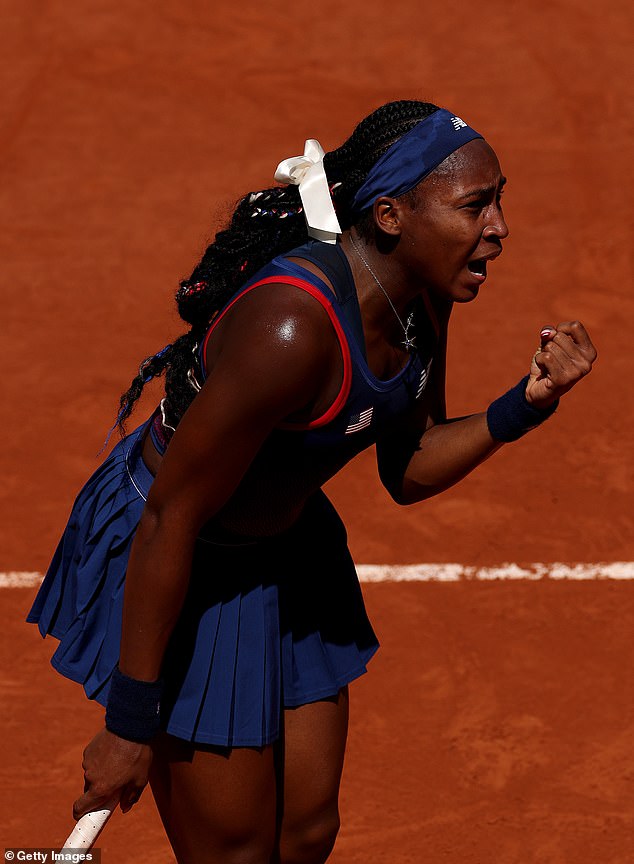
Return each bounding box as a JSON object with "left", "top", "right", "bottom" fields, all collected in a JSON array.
[
  {"left": 1, "top": 571, "right": 43, "bottom": 588},
  {"left": 3, "top": 563, "right": 634, "bottom": 589},
  {"left": 357, "top": 563, "right": 634, "bottom": 581}
]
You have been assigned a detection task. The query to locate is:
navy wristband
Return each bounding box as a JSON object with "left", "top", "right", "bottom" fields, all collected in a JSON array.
[
  {"left": 105, "top": 664, "right": 163, "bottom": 743},
  {"left": 487, "top": 374, "right": 558, "bottom": 442}
]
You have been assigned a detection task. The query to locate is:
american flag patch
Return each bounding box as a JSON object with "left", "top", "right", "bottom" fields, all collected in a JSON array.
[
  {"left": 345, "top": 407, "right": 373, "bottom": 434},
  {"left": 416, "top": 361, "right": 433, "bottom": 399}
]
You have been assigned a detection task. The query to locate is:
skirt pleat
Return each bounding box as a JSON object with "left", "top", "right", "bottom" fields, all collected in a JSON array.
[{"left": 28, "top": 419, "right": 379, "bottom": 747}]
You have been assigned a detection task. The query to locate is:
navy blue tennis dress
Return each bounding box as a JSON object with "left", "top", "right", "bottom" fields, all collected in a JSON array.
[{"left": 28, "top": 241, "right": 436, "bottom": 748}]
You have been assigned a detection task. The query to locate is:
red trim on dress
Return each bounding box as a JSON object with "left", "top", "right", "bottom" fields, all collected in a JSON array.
[{"left": 200, "top": 276, "right": 353, "bottom": 430}]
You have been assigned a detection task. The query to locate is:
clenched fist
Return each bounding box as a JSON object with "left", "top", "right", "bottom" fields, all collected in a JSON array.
[{"left": 525, "top": 321, "right": 597, "bottom": 409}]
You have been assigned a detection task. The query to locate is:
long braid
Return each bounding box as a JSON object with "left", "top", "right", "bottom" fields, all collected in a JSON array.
[{"left": 116, "top": 99, "right": 439, "bottom": 434}]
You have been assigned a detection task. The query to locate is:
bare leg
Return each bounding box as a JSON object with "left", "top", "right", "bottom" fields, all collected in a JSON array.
[
  {"left": 275, "top": 687, "right": 349, "bottom": 864},
  {"left": 150, "top": 734, "right": 277, "bottom": 864}
]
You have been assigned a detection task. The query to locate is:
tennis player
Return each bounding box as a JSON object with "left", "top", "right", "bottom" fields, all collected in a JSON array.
[{"left": 29, "top": 100, "right": 596, "bottom": 864}]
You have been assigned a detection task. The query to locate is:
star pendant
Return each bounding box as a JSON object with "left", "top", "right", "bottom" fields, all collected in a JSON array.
[{"left": 401, "top": 314, "right": 416, "bottom": 352}]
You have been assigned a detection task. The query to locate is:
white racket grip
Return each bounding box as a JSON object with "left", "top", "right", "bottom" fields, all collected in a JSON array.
[{"left": 62, "top": 800, "right": 117, "bottom": 850}]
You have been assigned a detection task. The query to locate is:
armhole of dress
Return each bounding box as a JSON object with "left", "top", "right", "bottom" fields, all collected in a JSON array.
[{"left": 200, "top": 276, "right": 352, "bottom": 430}]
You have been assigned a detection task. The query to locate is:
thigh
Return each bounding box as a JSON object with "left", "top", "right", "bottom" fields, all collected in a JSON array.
[
  {"left": 150, "top": 733, "right": 277, "bottom": 864},
  {"left": 276, "top": 687, "right": 349, "bottom": 862}
]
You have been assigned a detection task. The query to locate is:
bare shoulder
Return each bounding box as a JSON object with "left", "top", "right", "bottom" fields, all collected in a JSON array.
[
  {"left": 206, "top": 281, "right": 339, "bottom": 369},
  {"left": 198, "top": 280, "right": 343, "bottom": 423}
]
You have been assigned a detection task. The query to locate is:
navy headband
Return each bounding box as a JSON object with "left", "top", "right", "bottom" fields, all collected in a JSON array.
[{"left": 350, "top": 108, "right": 483, "bottom": 216}]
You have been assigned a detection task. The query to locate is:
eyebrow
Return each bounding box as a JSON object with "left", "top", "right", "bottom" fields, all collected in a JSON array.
[{"left": 457, "top": 176, "right": 507, "bottom": 200}]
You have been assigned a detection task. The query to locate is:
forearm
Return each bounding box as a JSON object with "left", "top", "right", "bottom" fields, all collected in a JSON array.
[
  {"left": 397, "top": 371, "right": 565, "bottom": 503},
  {"left": 398, "top": 412, "right": 502, "bottom": 504},
  {"left": 118, "top": 509, "right": 198, "bottom": 681}
]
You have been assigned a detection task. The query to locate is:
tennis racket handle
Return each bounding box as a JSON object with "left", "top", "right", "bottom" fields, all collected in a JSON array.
[{"left": 62, "top": 800, "right": 117, "bottom": 850}]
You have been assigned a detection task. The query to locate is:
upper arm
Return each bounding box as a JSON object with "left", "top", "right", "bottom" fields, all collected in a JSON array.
[{"left": 145, "top": 284, "right": 339, "bottom": 535}]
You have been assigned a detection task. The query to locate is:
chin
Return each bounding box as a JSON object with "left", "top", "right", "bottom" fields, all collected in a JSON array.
[
  {"left": 454, "top": 285, "right": 480, "bottom": 303},
  {"left": 426, "top": 282, "right": 480, "bottom": 304}
]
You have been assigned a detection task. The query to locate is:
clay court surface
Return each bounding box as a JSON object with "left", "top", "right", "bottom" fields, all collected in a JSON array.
[{"left": 2, "top": 2, "right": 633, "bottom": 861}]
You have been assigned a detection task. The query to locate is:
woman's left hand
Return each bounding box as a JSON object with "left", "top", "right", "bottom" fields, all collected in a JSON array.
[{"left": 525, "top": 321, "right": 597, "bottom": 409}]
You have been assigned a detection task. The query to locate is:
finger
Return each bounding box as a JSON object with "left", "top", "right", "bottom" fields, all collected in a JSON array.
[
  {"left": 534, "top": 344, "right": 567, "bottom": 381},
  {"left": 554, "top": 320, "right": 596, "bottom": 355},
  {"left": 548, "top": 331, "right": 584, "bottom": 363},
  {"left": 549, "top": 334, "right": 595, "bottom": 378},
  {"left": 120, "top": 784, "right": 143, "bottom": 814},
  {"left": 537, "top": 342, "right": 595, "bottom": 395},
  {"left": 532, "top": 326, "right": 558, "bottom": 374},
  {"left": 73, "top": 788, "right": 119, "bottom": 821},
  {"left": 543, "top": 336, "right": 594, "bottom": 378}
]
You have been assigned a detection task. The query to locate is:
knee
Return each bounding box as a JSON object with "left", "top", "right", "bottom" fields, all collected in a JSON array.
[
  {"left": 170, "top": 827, "right": 276, "bottom": 864},
  {"left": 279, "top": 809, "right": 340, "bottom": 864}
]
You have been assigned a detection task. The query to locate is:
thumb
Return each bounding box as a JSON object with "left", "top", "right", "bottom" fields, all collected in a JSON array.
[{"left": 531, "top": 325, "right": 556, "bottom": 376}]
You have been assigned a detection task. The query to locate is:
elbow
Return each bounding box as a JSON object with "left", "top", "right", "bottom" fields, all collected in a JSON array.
[
  {"left": 383, "top": 481, "right": 418, "bottom": 507},
  {"left": 391, "top": 491, "right": 421, "bottom": 507},
  {"left": 388, "top": 477, "right": 438, "bottom": 506},
  {"left": 379, "top": 467, "right": 420, "bottom": 505},
  {"left": 134, "top": 498, "right": 198, "bottom": 548},
  {"left": 389, "top": 488, "right": 410, "bottom": 506},
  {"left": 133, "top": 503, "right": 163, "bottom": 546}
]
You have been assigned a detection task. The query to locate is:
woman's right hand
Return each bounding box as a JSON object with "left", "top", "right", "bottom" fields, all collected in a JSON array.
[{"left": 73, "top": 727, "right": 153, "bottom": 819}]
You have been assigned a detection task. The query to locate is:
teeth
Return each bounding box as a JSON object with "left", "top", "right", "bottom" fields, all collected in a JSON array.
[{"left": 468, "top": 260, "right": 486, "bottom": 275}]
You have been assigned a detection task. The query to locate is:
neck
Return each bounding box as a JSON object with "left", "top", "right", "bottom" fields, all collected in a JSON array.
[
  {"left": 343, "top": 230, "right": 419, "bottom": 353},
  {"left": 343, "top": 230, "right": 420, "bottom": 311}
]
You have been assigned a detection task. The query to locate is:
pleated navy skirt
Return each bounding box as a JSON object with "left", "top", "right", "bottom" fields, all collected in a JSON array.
[{"left": 27, "top": 422, "right": 379, "bottom": 747}]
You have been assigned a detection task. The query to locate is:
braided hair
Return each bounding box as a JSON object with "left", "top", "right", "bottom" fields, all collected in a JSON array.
[{"left": 116, "top": 99, "right": 440, "bottom": 432}]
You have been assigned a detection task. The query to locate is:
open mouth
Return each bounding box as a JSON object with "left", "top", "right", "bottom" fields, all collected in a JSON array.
[
  {"left": 466, "top": 250, "right": 501, "bottom": 283},
  {"left": 467, "top": 258, "right": 488, "bottom": 281},
  {"left": 468, "top": 259, "right": 487, "bottom": 275}
]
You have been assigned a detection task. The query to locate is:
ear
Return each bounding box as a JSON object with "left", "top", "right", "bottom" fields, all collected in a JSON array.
[{"left": 372, "top": 196, "right": 403, "bottom": 237}]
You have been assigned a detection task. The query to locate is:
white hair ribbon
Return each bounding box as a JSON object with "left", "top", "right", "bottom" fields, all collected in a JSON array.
[{"left": 274, "top": 139, "right": 342, "bottom": 244}]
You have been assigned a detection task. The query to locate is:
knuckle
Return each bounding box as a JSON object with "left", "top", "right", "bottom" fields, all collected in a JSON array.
[{"left": 554, "top": 331, "right": 572, "bottom": 347}]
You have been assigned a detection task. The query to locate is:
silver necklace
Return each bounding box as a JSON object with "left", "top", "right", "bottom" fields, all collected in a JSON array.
[{"left": 349, "top": 234, "right": 416, "bottom": 353}]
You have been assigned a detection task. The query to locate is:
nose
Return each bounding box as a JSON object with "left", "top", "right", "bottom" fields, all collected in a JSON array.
[{"left": 483, "top": 212, "right": 509, "bottom": 241}]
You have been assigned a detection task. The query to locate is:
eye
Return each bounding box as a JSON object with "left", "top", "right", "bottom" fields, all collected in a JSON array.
[
  {"left": 460, "top": 186, "right": 505, "bottom": 212},
  {"left": 463, "top": 198, "right": 487, "bottom": 211}
]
